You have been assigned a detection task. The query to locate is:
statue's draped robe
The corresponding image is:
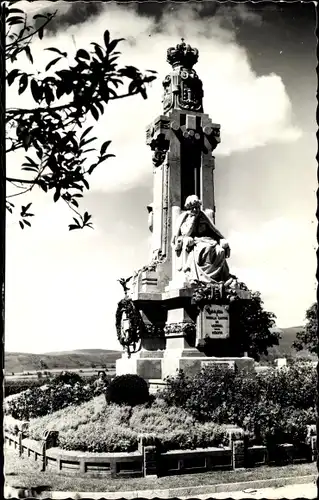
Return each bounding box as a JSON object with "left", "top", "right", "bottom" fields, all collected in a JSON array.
[{"left": 172, "top": 210, "right": 230, "bottom": 283}]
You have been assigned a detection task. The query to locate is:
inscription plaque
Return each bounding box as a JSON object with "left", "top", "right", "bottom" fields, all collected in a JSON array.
[{"left": 196, "top": 304, "right": 229, "bottom": 346}]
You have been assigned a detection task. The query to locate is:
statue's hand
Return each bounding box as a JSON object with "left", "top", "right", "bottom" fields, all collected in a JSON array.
[
  {"left": 185, "top": 236, "right": 195, "bottom": 252},
  {"left": 220, "top": 239, "right": 230, "bottom": 258}
]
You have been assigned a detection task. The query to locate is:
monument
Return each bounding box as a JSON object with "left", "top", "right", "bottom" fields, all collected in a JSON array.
[{"left": 116, "top": 40, "right": 254, "bottom": 387}]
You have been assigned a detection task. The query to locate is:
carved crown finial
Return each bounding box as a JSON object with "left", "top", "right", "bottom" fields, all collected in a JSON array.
[{"left": 167, "top": 40, "right": 199, "bottom": 69}]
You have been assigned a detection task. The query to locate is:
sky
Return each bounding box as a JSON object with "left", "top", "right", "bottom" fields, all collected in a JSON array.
[{"left": 5, "top": 1, "right": 317, "bottom": 353}]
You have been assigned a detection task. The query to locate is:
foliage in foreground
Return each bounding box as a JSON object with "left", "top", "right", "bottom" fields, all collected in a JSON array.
[
  {"left": 293, "top": 302, "right": 317, "bottom": 355},
  {"left": 228, "top": 291, "right": 279, "bottom": 360},
  {"left": 5, "top": 378, "right": 48, "bottom": 398},
  {"left": 5, "top": 4, "right": 156, "bottom": 229},
  {"left": 105, "top": 374, "right": 150, "bottom": 406},
  {"left": 159, "top": 364, "right": 317, "bottom": 446},
  {"left": 5, "top": 372, "right": 107, "bottom": 420},
  {"left": 28, "top": 396, "right": 227, "bottom": 453}
]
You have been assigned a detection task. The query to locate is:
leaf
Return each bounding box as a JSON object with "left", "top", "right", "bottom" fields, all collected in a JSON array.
[
  {"left": 100, "top": 140, "right": 111, "bottom": 156},
  {"left": 44, "top": 47, "right": 67, "bottom": 57},
  {"left": 95, "top": 101, "right": 104, "bottom": 114},
  {"left": 90, "top": 105, "right": 99, "bottom": 121},
  {"left": 107, "top": 38, "right": 124, "bottom": 54},
  {"left": 53, "top": 190, "right": 60, "bottom": 202},
  {"left": 19, "top": 221, "right": 24, "bottom": 229},
  {"left": 7, "top": 68, "right": 20, "bottom": 86},
  {"left": 99, "top": 154, "right": 115, "bottom": 163},
  {"left": 24, "top": 157, "right": 37, "bottom": 167},
  {"left": 103, "top": 30, "right": 110, "bottom": 47},
  {"left": 44, "top": 86, "right": 54, "bottom": 106},
  {"left": 8, "top": 8, "right": 24, "bottom": 14},
  {"left": 143, "top": 75, "right": 157, "bottom": 83},
  {"left": 18, "top": 74, "right": 28, "bottom": 95},
  {"left": 23, "top": 220, "right": 31, "bottom": 227},
  {"left": 30, "top": 79, "right": 42, "bottom": 102},
  {"left": 33, "top": 14, "right": 48, "bottom": 20},
  {"left": 80, "top": 137, "right": 96, "bottom": 148},
  {"left": 83, "top": 179, "right": 89, "bottom": 190},
  {"left": 83, "top": 212, "right": 91, "bottom": 222},
  {"left": 24, "top": 45, "right": 33, "bottom": 64},
  {"left": 93, "top": 44, "right": 104, "bottom": 61},
  {"left": 76, "top": 49, "right": 90, "bottom": 60},
  {"left": 45, "top": 57, "right": 62, "bottom": 71},
  {"left": 87, "top": 163, "right": 98, "bottom": 175},
  {"left": 7, "top": 16, "right": 24, "bottom": 25},
  {"left": 22, "top": 166, "right": 38, "bottom": 172},
  {"left": 70, "top": 199, "right": 79, "bottom": 207},
  {"left": 128, "top": 81, "right": 137, "bottom": 94},
  {"left": 38, "top": 26, "right": 44, "bottom": 40},
  {"left": 69, "top": 224, "right": 80, "bottom": 231},
  {"left": 80, "top": 126, "right": 94, "bottom": 141}
]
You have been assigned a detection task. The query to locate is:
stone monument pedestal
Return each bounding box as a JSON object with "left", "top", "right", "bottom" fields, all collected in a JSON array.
[{"left": 116, "top": 286, "right": 254, "bottom": 391}]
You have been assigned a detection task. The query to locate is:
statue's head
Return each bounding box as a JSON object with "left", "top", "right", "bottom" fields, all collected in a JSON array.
[{"left": 184, "top": 195, "right": 202, "bottom": 215}]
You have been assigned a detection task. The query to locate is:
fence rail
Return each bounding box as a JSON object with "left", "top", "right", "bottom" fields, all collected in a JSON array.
[{"left": 5, "top": 429, "right": 317, "bottom": 478}]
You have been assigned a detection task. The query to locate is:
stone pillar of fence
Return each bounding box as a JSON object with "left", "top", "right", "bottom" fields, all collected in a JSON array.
[
  {"left": 226, "top": 426, "right": 246, "bottom": 470},
  {"left": 40, "top": 441, "right": 47, "bottom": 472},
  {"left": 139, "top": 434, "right": 160, "bottom": 477},
  {"left": 306, "top": 425, "right": 317, "bottom": 462},
  {"left": 43, "top": 429, "right": 59, "bottom": 449},
  {"left": 18, "top": 431, "right": 23, "bottom": 457}
]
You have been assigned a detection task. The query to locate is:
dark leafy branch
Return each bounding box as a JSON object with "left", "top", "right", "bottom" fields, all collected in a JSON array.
[{"left": 5, "top": 4, "right": 157, "bottom": 230}]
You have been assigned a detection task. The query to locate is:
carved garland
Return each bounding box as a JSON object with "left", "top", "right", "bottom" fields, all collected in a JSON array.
[
  {"left": 164, "top": 322, "right": 196, "bottom": 336},
  {"left": 191, "top": 279, "right": 250, "bottom": 308},
  {"left": 115, "top": 298, "right": 144, "bottom": 358}
]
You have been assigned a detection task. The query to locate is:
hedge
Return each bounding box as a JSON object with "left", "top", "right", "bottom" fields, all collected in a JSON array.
[
  {"left": 159, "top": 363, "right": 317, "bottom": 447},
  {"left": 5, "top": 372, "right": 108, "bottom": 420},
  {"left": 5, "top": 378, "right": 48, "bottom": 398},
  {"left": 28, "top": 397, "right": 228, "bottom": 453}
]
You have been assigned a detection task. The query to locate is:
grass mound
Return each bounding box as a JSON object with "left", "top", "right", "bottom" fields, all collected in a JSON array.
[{"left": 28, "top": 397, "right": 227, "bottom": 453}]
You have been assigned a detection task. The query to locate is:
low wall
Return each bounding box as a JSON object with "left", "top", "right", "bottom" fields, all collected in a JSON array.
[{"left": 5, "top": 426, "right": 317, "bottom": 478}]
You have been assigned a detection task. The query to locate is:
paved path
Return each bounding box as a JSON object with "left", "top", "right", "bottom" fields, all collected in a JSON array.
[{"left": 184, "top": 481, "right": 317, "bottom": 499}]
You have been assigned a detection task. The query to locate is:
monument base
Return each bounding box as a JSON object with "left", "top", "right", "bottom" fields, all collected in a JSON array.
[{"left": 116, "top": 350, "right": 254, "bottom": 392}]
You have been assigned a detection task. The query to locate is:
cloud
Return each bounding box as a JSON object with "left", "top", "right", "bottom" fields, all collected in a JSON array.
[
  {"left": 228, "top": 216, "right": 316, "bottom": 328},
  {"left": 6, "top": 2, "right": 301, "bottom": 194},
  {"left": 5, "top": 2, "right": 311, "bottom": 354}
]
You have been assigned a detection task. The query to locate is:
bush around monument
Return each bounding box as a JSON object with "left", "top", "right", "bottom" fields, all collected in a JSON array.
[
  {"left": 27, "top": 395, "right": 228, "bottom": 453},
  {"left": 5, "top": 378, "right": 48, "bottom": 398},
  {"left": 5, "top": 372, "right": 106, "bottom": 420},
  {"left": 105, "top": 374, "right": 150, "bottom": 406},
  {"left": 159, "top": 363, "right": 316, "bottom": 448},
  {"left": 6, "top": 365, "right": 316, "bottom": 453}
]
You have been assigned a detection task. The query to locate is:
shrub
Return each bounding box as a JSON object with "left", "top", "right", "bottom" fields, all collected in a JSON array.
[
  {"left": 6, "top": 380, "right": 96, "bottom": 420},
  {"left": 28, "top": 395, "right": 106, "bottom": 441},
  {"left": 105, "top": 374, "right": 149, "bottom": 406},
  {"left": 160, "top": 366, "right": 237, "bottom": 422},
  {"left": 159, "top": 364, "right": 316, "bottom": 447},
  {"left": 51, "top": 371, "right": 84, "bottom": 386},
  {"left": 59, "top": 424, "right": 139, "bottom": 453},
  {"left": 5, "top": 378, "right": 47, "bottom": 398}
]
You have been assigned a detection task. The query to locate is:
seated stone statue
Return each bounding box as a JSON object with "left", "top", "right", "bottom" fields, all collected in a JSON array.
[{"left": 172, "top": 195, "right": 231, "bottom": 284}]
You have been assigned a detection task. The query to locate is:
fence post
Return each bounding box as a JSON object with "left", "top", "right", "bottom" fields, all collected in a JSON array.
[
  {"left": 41, "top": 441, "right": 46, "bottom": 472},
  {"left": 232, "top": 439, "right": 245, "bottom": 470},
  {"left": 18, "top": 431, "right": 23, "bottom": 457},
  {"left": 139, "top": 435, "right": 160, "bottom": 477},
  {"left": 227, "top": 427, "right": 246, "bottom": 470}
]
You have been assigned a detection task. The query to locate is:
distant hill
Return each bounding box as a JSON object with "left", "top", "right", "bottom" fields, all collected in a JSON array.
[
  {"left": 263, "top": 325, "right": 315, "bottom": 361},
  {"left": 5, "top": 349, "right": 122, "bottom": 374}
]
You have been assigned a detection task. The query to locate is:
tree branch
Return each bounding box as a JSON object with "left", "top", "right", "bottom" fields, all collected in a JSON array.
[
  {"left": 6, "top": 12, "right": 57, "bottom": 50},
  {"left": 6, "top": 177, "right": 40, "bottom": 185}
]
